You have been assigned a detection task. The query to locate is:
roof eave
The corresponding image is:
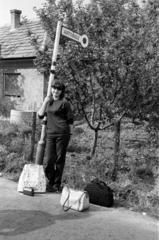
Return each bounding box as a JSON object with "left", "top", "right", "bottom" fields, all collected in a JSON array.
[{"left": 0, "top": 56, "right": 36, "bottom": 60}]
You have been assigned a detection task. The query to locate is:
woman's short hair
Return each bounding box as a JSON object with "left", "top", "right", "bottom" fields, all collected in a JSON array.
[{"left": 51, "top": 80, "right": 65, "bottom": 99}]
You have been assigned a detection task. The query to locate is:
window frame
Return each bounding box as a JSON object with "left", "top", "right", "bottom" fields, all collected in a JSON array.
[{"left": 3, "top": 72, "right": 21, "bottom": 98}]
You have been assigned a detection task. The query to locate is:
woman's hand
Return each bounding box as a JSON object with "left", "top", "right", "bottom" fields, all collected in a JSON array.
[
  {"left": 38, "top": 95, "right": 52, "bottom": 117},
  {"left": 44, "top": 95, "right": 52, "bottom": 104}
]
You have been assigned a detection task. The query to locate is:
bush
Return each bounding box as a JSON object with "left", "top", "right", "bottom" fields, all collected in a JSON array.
[{"left": 0, "top": 120, "right": 36, "bottom": 179}]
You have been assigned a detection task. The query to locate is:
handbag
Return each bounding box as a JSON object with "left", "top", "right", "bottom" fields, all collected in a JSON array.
[
  {"left": 60, "top": 186, "right": 90, "bottom": 212},
  {"left": 84, "top": 179, "right": 114, "bottom": 207},
  {"left": 17, "top": 164, "right": 46, "bottom": 193}
]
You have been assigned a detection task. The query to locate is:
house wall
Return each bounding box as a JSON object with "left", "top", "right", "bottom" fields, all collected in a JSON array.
[{"left": 0, "top": 58, "right": 45, "bottom": 117}]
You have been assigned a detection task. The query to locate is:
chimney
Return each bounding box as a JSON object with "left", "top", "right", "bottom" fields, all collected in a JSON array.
[{"left": 10, "top": 9, "right": 22, "bottom": 30}]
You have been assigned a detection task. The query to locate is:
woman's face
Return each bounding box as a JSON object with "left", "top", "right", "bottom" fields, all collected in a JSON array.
[{"left": 51, "top": 86, "right": 62, "bottom": 100}]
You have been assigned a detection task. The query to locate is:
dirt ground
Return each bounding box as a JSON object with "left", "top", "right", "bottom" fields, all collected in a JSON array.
[{"left": 0, "top": 177, "right": 158, "bottom": 240}]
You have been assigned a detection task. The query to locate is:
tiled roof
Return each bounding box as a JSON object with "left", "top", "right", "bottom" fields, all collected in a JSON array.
[{"left": 0, "top": 20, "right": 45, "bottom": 59}]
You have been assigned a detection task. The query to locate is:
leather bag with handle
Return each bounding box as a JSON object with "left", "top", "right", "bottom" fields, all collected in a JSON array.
[
  {"left": 84, "top": 179, "right": 114, "bottom": 207},
  {"left": 60, "top": 186, "right": 90, "bottom": 212}
]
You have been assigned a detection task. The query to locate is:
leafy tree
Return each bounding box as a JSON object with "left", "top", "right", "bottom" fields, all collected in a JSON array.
[{"left": 27, "top": 0, "right": 159, "bottom": 180}]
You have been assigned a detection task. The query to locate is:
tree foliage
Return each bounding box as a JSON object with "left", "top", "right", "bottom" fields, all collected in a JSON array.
[{"left": 27, "top": 0, "right": 159, "bottom": 167}]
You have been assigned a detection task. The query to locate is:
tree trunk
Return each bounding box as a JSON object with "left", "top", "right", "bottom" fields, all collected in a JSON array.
[
  {"left": 111, "top": 120, "right": 121, "bottom": 181},
  {"left": 90, "top": 129, "right": 98, "bottom": 158}
]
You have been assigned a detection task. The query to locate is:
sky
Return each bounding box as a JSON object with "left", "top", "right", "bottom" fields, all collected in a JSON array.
[
  {"left": 0, "top": 0, "right": 142, "bottom": 26},
  {"left": 0, "top": 0, "right": 46, "bottom": 26},
  {"left": 0, "top": 0, "right": 90, "bottom": 26}
]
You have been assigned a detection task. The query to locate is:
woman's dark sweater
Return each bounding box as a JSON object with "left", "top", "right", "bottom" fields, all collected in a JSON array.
[{"left": 45, "top": 99, "right": 74, "bottom": 136}]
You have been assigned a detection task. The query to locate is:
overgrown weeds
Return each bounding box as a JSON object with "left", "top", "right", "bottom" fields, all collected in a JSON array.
[{"left": 0, "top": 118, "right": 158, "bottom": 219}]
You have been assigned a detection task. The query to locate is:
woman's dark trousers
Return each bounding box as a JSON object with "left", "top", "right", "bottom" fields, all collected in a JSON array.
[{"left": 44, "top": 134, "right": 70, "bottom": 187}]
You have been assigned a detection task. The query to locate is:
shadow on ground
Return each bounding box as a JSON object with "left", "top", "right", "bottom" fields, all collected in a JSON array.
[{"left": 0, "top": 205, "right": 103, "bottom": 236}]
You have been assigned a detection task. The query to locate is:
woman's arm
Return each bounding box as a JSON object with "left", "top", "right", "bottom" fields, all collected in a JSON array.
[
  {"left": 69, "top": 124, "right": 74, "bottom": 135},
  {"left": 38, "top": 96, "right": 52, "bottom": 118},
  {"left": 64, "top": 100, "right": 74, "bottom": 135}
]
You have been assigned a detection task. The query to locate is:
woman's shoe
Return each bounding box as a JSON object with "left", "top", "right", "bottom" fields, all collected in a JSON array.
[
  {"left": 46, "top": 183, "right": 53, "bottom": 192},
  {"left": 52, "top": 185, "right": 62, "bottom": 193}
]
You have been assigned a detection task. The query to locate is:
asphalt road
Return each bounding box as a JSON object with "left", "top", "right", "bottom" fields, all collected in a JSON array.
[{"left": 0, "top": 177, "right": 158, "bottom": 240}]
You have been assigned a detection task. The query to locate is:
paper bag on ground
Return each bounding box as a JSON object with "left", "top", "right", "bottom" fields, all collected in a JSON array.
[{"left": 17, "top": 164, "right": 46, "bottom": 193}]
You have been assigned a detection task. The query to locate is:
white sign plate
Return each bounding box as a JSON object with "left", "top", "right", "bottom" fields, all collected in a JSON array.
[{"left": 61, "top": 26, "right": 88, "bottom": 48}]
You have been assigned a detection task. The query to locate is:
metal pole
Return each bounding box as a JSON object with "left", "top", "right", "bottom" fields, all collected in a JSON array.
[
  {"left": 30, "top": 111, "right": 36, "bottom": 162},
  {"left": 35, "top": 21, "right": 62, "bottom": 165}
]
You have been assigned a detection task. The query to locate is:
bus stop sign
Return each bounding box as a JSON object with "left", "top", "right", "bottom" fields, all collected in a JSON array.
[{"left": 61, "top": 26, "right": 89, "bottom": 48}]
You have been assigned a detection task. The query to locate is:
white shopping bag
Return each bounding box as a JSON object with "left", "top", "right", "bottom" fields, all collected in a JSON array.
[{"left": 17, "top": 164, "right": 46, "bottom": 193}]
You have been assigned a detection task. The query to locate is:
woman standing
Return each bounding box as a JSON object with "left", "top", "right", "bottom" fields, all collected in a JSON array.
[{"left": 38, "top": 80, "right": 74, "bottom": 193}]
